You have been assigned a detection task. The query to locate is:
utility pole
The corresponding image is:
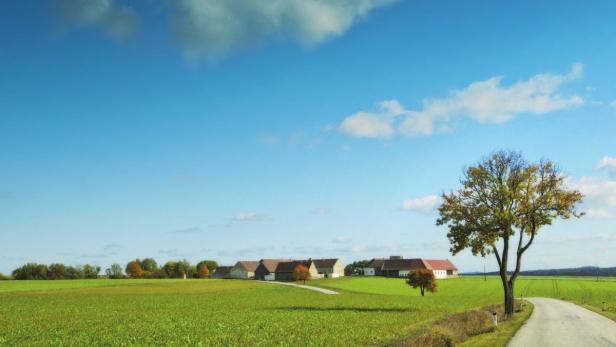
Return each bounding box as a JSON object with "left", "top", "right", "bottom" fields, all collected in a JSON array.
[
  {"left": 596, "top": 264, "right": 600, "bottom": 282},
  {"left": 484, "top": 261, "right": 487, "bottom": 281}
]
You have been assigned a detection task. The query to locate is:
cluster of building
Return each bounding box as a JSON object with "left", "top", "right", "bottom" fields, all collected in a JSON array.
[
  {"left": 211, "top": 256, "right": 458, "bottom": 281},
  {"left": 212, "top": 258, "right": 344, "bottom": 280},
  {"left": 363, "top": 256, "right": 458, "bottom": 279}
]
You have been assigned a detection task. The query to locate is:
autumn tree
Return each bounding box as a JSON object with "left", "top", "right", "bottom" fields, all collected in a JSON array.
[
  {"left": 197, "top": 265, "right": 210, "bottom": 279},
  {"left": 293, "top": 264, "right": 311, "bottom": 284},
  {"left": 196, "top": 260, "right": 218, "bottom": 272},
  {"left": 406, "top": 269, "right": 437, "bottom": 296},
  {"left": 437, "top": 151, "right": 582, "bottom": 316},
  {"left": 125, "top": 260, "right": 144, "bottom": 278}
]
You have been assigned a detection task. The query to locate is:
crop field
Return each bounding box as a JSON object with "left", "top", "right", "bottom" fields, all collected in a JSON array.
[{"left": 0, "top": 276, "right": 614, "bottom": 346}]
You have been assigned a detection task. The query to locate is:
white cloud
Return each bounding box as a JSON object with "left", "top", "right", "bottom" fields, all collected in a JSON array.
[
  {"left": 611, "top": 100, "right": 616, "bottom": 110},
  {"left": 569, "top": 176, "right": 616, "bottom": 219},
  {"left": 597, "top": 156, "right": 616, "bottom": 176},
  {"left": 339, "top": 100, "right": 401, "bottom": 138},
  {"left": 402, "top": 195, "right": 441, "bottom": 214},
  {"left": 340, "top": 64, "right": 584, "bottom": 139},
  {"left": 332, "top": 236, "right": 351, "bottom": 244},
  {"left": 51, "top": 0, "right": 140, "bottom": 41},
  {"left": 233, "top": 212, "right": 269, "bottom": 222},
  {"left": 169, "top": 0, "right": 397, "bottom": 61}
]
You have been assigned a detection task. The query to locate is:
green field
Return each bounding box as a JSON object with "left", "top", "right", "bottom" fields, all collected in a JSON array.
[{"left": 0, "top": 276, "right": 614, "bottom": 346}]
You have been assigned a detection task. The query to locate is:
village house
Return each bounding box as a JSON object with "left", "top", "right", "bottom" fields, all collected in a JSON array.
[
  {"left": 312, "top": 259, "right": 345, "bottom": 278},
  {"left": 363, "top": 256, "right": 458, "bottom": 279},
  {"left": 254, "top": 259, "right": 291, "bottom": 281},
  {"left": 424, "top": 259, "right": 459, "bottom": 279},
  {"left": 272, "top": 260, "right": 320, "bottom": 281},
  {"left": 229, "top": 261, "right": 260, "bottom": 279},
  {"left": 253, "top": 258, "right": 344, "bottom": 281},
  {"left": 212, "top": 266, "right": 233, "bottom": 279}
]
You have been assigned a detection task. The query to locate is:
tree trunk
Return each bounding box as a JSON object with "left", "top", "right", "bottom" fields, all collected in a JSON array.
[
  {"left": 420, "top": 286, "right": 425, "bottom": 296},
  {"left": 504, "top": 281, "right": 515, "bottom": 316}
]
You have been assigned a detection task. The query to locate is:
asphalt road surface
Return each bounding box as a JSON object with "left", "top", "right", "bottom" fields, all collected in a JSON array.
[{"left": 509, "top": 297, "right": 616, "bottom": 347}]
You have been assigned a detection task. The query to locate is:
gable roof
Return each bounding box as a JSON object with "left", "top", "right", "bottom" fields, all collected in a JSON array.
[
  {"left": 367, "top": 258, "right": 386, "bottom": 268},
  {"left": 312, "top": 258, "right": 339, "bottom": 269},
  {"left": 424, "top": 259, "right": 458, "bottom": 271},
  {"left": 275, "top": 260, "right": 313, "bottom": 273},
  {"left": 259, "top": 259, "right": 292, "bottom": 272},
  {"left": 382, "top": 258, "right": 429, "bottom": 271},
  {"left": 235, "top": 261, "right": 260, "bottom": 272},
  {"left": 214, "top": 266, "right": 232, "bottom": 276}
]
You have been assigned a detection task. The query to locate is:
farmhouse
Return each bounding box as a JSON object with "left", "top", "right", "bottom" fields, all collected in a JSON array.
[
  {"left": 230, "top": 261, "right": 260, "bottom": 279},
  {"left": 254, "top": 258, "right": 344, "bottom": 281},
  {"left": 254, "top": 259, "right": 291, "bottom": 280},
  {"left": 424, "top": 259, "right": 458, "bottom": 279},
  {"left": 313, "top": 258, "right": 344, "bottom": 278},
  {"left": 273, "top": 260, "right": 320, "bottom": 281},
  {"left": 363, "top": 256, "right": 458, "bottom": 279},
  {"left": 212, "top": 266, "right": 233, "bottom": 279}
]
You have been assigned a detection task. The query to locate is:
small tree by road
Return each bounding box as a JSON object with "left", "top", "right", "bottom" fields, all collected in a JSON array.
[
  {"left": 293, "top": 264, "right": 311, "bottom": 284},
  {"left": 437, "top": 151, "right": 583, "bottom": 316},
  {"left": 406, "top": 269, "right": 437, "bottom": 296}
]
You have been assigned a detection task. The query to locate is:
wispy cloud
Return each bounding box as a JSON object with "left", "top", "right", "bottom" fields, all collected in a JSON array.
[
  {"left": 233, "top": 212, "right": 269, "bottom": 222},
  {"left": 597, "top": 156, "right": 616, "bottom": 176},
  {"left": 217, "top": 247, "right": 269, "bottom": 258},
  {"left": 340, "top": 64, "right": 584, "bottom": 139},
  {"left": 332, "top": 236, "right": 351, "bottom": 244},
  {"left": 51, "top": 0, "right": 140, "bottom": 41},
  {"left": 168, "top": 0, "right": 398, "bottom": 61},
  {"left": 171, "top": 226, "right": 203, "bottom": 234},
  {"left": 311, "top": 207, "right": 332, "bottom": 216},
  {"left": 402, "top": 195, "right": 441, "bottom": 214}
]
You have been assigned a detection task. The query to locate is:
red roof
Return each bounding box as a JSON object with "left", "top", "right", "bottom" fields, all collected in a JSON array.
[{"left": 424, "top": 259, "right": 458, "bottom": 271}]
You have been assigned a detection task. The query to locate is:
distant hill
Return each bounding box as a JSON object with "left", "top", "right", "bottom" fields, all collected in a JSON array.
[{"left": 464, "top": 266, "right": 616, "bottom": 277}]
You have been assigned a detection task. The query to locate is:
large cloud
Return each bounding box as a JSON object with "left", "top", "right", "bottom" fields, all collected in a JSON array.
[
  {"left": 340, "top": 64, "right": 584, "bottom": 138},
  {"left": 169, "top": 0, "right": 397, "bottom": 60},
  {"left": 51, "top": 0, "right": 140, "bottom": 41}
]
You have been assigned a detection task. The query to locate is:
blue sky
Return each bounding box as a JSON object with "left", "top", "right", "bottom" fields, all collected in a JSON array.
[{"left": 2, "top": 0, "right": 616, "bottom": 274}]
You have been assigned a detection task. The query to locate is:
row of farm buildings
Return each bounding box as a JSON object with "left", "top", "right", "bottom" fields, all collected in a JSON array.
[{"left": 211, "top": 256, "right": 458, "bottom": 280}]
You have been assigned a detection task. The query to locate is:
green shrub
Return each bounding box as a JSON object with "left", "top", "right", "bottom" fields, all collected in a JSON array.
[{"left": 0, "top": 273, "right": 11, "bottom": 281}]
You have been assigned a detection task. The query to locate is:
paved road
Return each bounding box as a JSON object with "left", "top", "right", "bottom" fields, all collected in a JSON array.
[
  {"left": 258, "top": 281, "right": 339, "bottom": 294},
  {"left": 509, "top": 298, "right": 616, "bottom": 347}
]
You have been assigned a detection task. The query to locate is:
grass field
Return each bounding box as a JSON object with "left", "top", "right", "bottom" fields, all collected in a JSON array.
[{"left": 0, "top": 276, "right": 614, "bottom": 346}]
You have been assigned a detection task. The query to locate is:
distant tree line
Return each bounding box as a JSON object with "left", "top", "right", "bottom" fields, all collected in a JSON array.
[
  {"left": 345, "top": 260, "right": 370, "bottom": 276},
  {"left": 117, "top": 258, "right": 218, "bottom": 279},
  {"left": 11, "top": 263, "right": 101, "bottom": 280},
  {"left": 8, "top": 259, "right": 219, "bottom": 280}
]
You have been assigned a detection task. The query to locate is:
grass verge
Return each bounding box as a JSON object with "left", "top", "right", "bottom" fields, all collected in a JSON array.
[
  {"left": 460, "top": 301, "right": 533, "bottom": 347},
  {"left": 389, "top": 300, "right": 533, "bottom": 347}
]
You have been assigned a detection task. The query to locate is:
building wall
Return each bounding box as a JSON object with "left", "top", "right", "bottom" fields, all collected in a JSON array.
[
  {"left": 332, "top": 262, "right": 344, "bottom": 277},
  {"left": 254, "top": 265, "right": 270, "bottom": 280},
  {"left": 433, "top": 270, "right": 447, "bottom": 279},
  {"left": 230, "top": 267, "right": 255, "bottom": 279},
  {"left": 363, "top": 268, "right": 375, "bottom": 276}
]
